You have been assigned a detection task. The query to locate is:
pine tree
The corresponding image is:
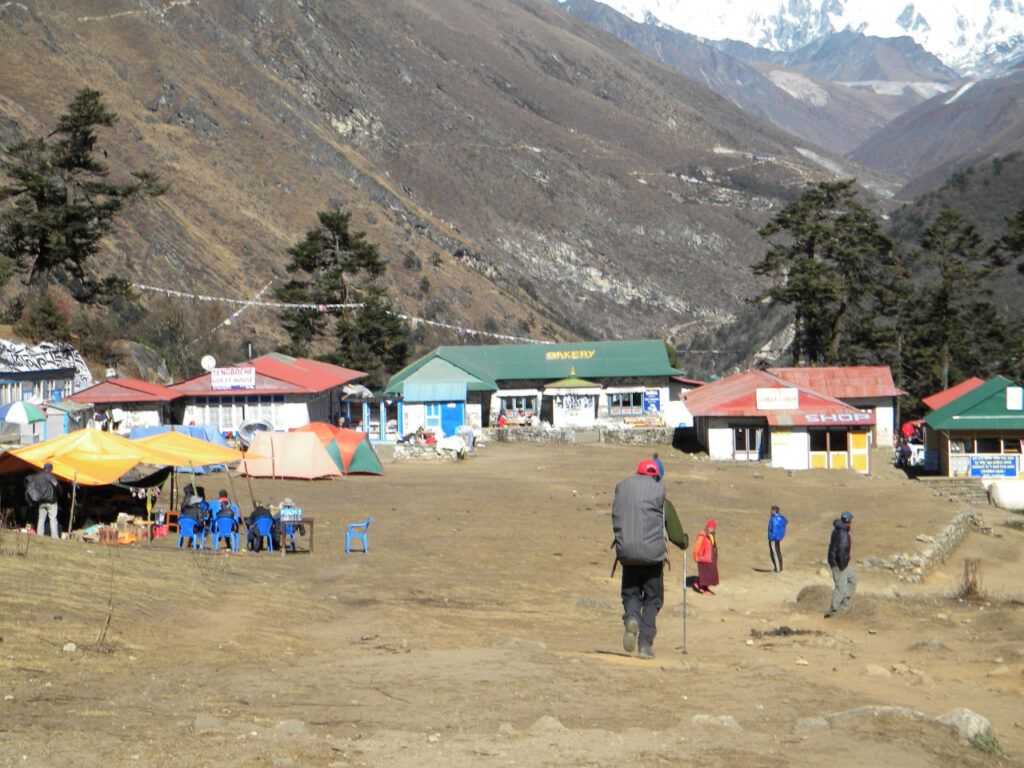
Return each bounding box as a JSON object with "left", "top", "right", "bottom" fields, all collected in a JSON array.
[
  {"left": 752, "top": 180, "right": 896, "bottom": 365},
  {"left": 276, "top": 208, "right": 409, "bottom": 385},
  {"left": 0, "top": 88, "right": 164, "bottom": 302}
]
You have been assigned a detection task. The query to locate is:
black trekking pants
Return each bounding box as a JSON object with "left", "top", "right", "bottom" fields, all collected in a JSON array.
[
  {"left": 621, "top": 562, "right": 664, "bottom": 648},
  {"left": 769, "top": 539, "right": 783, "bottom": 572}
]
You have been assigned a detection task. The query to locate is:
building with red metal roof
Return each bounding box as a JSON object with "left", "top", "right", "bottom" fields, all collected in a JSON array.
[
  {"left": 921, "top": 377, "right": 986, "bottom": 412},
  {"left": 684, "top": 368, "right": 879, "bottom": 472},
  {"left": 68, "top": 378, "right": 184, "bottom": 433},
  {"left": 169, "top": 353, "right": 367, "bottom": 434},
  {"left": 769, "top": 366, "right": 905, "bottom": 447}
]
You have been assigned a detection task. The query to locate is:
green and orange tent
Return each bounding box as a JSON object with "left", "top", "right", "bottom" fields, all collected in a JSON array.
[{"left": 290, "top": 422, "right": 384, "bottom": 475}]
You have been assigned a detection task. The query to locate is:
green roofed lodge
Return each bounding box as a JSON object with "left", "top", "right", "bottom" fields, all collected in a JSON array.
[{"left": 382, "top": 340, "right": 694, "bottom": 439}]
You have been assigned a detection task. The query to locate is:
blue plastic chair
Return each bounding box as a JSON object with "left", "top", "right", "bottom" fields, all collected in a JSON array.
[
  {"left": 177, "top": 516, "right": 204, "bottom": 550},
  {"left": 346, "top": 516, "right": 372, "bottom": 554},
  {"left": 250, "top": 516, "right": 274, "bottom": 552},
  {"left": 211, "top": 516, "right": 239, "bottom": 552}
]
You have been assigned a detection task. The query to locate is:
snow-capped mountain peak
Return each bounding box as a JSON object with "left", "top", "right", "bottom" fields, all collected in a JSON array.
[{"left": 579, "top": 0, "right": 1024, "bottom": 75}]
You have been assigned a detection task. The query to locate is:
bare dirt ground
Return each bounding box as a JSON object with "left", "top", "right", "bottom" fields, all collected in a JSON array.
[{"left": 1, "top": 442, "right": 1022, "bottom": 767}]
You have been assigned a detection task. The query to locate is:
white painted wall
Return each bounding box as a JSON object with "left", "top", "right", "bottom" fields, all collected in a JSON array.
[
  {"left": 770, "top": 427, "right": 810, "bottom": 470},
  {"left": 707, "top": 425, "right": 734, "bottom": 459}
]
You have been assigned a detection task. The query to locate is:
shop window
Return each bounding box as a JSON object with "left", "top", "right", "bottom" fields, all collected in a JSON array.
[
  {"left": 500, "top": 395, "right": 537, "bottom": 414},
  {"left": 949, "top": 438, "right": 969, "bottom": 453},
  {"left": 1003, "top": 438, "right": 1021, "bottom": 454},
  {"left": 974, "top": 437, "right": 1001, "bottom": 454},
  {"left": 608, "top": 391, "right": 643, "bottom": 416},
  {"left": 828, "top": 429, "right": 847, "bottom": 451},
  {"left": 810, "top": 429, "right": 828, "bottom": 451}
]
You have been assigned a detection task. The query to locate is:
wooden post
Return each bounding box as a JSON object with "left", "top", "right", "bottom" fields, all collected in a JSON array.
[{"left": 67, "top": 470, "right": 79, "bottom": 537}]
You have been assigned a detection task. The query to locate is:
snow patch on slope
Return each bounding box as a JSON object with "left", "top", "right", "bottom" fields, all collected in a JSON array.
[{"left": 767, "top": 70, "right": 830, "bottom": 106}]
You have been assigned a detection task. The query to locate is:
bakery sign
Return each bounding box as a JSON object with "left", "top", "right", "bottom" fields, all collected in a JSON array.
[{"left": 211, "top": 366, "right": 256, "bottom": 390}]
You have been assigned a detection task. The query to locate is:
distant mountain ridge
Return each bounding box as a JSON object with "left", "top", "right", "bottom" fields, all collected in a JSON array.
[{"left": 582, "top": 0, "right": 1024, "bottom": 76}]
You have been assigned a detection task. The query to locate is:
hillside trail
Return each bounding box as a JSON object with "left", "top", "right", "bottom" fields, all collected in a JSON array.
[{"left": 1, "top": 442, "right": 1021, "bottom": 768}]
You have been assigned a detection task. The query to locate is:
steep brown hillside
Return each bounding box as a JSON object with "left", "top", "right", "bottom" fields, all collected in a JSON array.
[{"left": 0, "top": 0, "right": 852, "bottom": 365}]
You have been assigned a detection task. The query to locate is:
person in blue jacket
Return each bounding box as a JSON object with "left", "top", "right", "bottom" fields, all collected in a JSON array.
[{"left": 767, "top": 505, "right": 788, "bottom": 572}]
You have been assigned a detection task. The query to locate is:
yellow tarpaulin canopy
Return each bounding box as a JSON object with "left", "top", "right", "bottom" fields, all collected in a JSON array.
[
  {"left": 133, "top": 430, "right": 243, "bottom": 468},
  {"left": 0, "top": 427, "right": 241, "bottom": 486}
]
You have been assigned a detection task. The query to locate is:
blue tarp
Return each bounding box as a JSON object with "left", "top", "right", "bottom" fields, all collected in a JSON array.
[{"left": 129, "top": 424, "right": 233, "bottom": 473}]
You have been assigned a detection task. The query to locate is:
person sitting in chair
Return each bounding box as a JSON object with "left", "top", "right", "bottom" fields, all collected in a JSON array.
[{"left": 245, "top": 503, "right": 277, "bottom": 552}]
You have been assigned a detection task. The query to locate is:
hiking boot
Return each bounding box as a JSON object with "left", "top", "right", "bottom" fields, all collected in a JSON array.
[
  {"left": 637, "top": 646, "right": 654, "bottom": 659},
  {"left": 622, "top": 618, "right": 639, "bottom": 654},
  {"left": 823, "top": 611, "right": 835, "bottom": 619}
]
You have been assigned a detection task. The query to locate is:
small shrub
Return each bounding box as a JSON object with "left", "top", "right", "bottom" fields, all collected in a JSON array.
[{"left": 971, "top": 731, "right": 1003, "bottom": 756}]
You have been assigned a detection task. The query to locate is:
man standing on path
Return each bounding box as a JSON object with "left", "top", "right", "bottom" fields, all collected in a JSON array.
[
  {"left": 767, "top": 505, "right": 787, "bottom": 572},
  {"left": 611, "top": 459, "right": 667, "bottom": 659},
  {"left": 26, "top": 462, "right": 60, "bottom": 538},
  {"left": 825, "top": 511, "right": 856, "bottom": 617}
]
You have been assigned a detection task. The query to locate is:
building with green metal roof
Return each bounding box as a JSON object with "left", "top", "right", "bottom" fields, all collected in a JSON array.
[
  {"left": 383, "top": 340, "right": 691, "bottom": 437},
  {"left": 923, "top": 376, "right": 1024, "bottom": 477}
]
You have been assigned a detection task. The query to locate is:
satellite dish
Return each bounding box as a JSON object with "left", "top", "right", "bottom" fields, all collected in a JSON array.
[
  {"left": 237, "top": 418, "right": 274, "bottom": 448},
  {"left": 200, "top": 355, "right": 216, "bottom": 371}
]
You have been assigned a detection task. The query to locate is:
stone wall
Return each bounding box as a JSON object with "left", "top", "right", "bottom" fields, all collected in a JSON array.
[
  {"left": 860, "top": 508, "right": 983, "bottom": 582},
  {"left": 480, "top": 426, "right": 672, "bottom": 446},
  {"left": 392, "top": 443, "right": 464, "bottom": 462}
]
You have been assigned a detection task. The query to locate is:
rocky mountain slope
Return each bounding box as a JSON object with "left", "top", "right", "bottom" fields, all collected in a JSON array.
[
  {"left": 0, "top": 0, "right": 876, "bottom": 369},
  {"left": 553, "top": 0, "right": 957, "bottom": 156}
]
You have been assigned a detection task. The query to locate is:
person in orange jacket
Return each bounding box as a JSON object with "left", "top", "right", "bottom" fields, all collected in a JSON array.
[{"left": 693, "top": 519, "right": 719, "bottom": 595}]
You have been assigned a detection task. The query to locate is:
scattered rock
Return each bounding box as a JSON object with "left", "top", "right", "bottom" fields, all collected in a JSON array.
[
  {"left": 794, "top": 716, "right": 829, "bottom": 733},
  {"left": 829, "top": 706, "right": 925, "bottom": 722},
  {"left": 935, "top": 708, "right": 992, "bottom": 742},
  {"left": 194, "top": 716, "right": 230, "bottom": 731},
  {"left": 62, "top": 643, "right": 77, "bottom": 653},
  {"left": 529, "top": 716, "right": 565, "bottom": 734},
  {"left": 497, "top": 722, "right": 516, "bottom": 736},
  {"left": 795, "top": 658, "right": 809, "bottom": 666},
  {"left": 863, "top": 664, "right": 891, "bottom": 678},
  {"left": 691, "top": 714, "right": 742, "bottom": 730},
  {"left": 986, "top": 665, "right": 1011, "bottom": 677},
  {"left": 273, "top": 720, "right": 308, "bottom": 735}
]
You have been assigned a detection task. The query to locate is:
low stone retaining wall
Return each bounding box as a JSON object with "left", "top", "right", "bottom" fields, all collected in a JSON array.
[
  {"left": 480, "top": 426, "right": 672, "bottom": 446},
  {"left": 392, "top": 443, "right": 464, "bottom": 462},
  {"left": 860, "top": 508, "right": 983, "bottom": 582}
]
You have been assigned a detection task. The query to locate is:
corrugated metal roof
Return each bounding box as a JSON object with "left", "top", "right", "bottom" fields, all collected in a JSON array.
[
  {"left": 385, "top": 340, "right": 681, "bottom": 395},
  {"left": 169, "top": 355, "right": 367, "bottom": 396},
  {"left": 769, "top": 366, "right": 905, "bottom": 398},
  {"left": 685, "top": 369, "right": 872, "bottom": 422},
  {"left": 69, "top": 378, "right": 182, "bottom": 404},
  {"left": 924, "top": 376, "right": 1024, "bottom": 430},
  {"left": 404, "top": 381, "right": 468, "bottom": 402},
  {"left": 921, "top": 377, "right": 986, "bottom": 411}
]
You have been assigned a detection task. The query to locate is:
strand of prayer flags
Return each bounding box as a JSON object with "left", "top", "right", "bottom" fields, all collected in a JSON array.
[{"left": 132, "top": 282, "right": 552, "bottom": 345}]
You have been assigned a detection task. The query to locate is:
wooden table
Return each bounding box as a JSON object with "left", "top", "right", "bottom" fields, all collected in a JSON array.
[{"left": 277, "top": 517, "right": 314, "bottom": 555}]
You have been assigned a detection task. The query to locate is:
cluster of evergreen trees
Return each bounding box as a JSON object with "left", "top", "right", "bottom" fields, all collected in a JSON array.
[
  {"left": 752, "top": 180, "right": 1024, "bottom": 415},
  {"left": 0, "top": 89, "right": 409, "bottom": 384}
]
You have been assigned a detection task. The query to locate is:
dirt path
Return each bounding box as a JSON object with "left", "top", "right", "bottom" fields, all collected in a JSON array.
[{"left": 1, "top": 443, "right": 1021, "bottom": 767}]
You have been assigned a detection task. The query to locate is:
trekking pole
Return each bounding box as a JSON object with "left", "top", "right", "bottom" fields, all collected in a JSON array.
[{"left": 681, "top": 551, "right": 688, "bottom": 655}]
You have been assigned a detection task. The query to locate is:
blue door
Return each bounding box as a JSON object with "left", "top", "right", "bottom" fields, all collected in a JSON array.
[{"left": 440, "top": 402, "right": 464, "bottom": 437}]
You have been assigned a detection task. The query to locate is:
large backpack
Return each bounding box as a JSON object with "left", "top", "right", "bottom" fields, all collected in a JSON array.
[{"left": 611, "top": 475, "right": 667, "bottom": 565}]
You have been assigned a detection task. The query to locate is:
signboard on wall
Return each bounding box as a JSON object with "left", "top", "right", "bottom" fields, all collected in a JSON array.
[
  {"left": 756, "top": 387, "right": 798, "bottom": 410},
  {"left": 211, "top": 367, "right": 256, "bottom": 390},
  {"left": 644, "top": 390, "right": 660, "bottom": 413},
  {"left": 969, "top": 455, "right": 1018, "bottom": 478}
]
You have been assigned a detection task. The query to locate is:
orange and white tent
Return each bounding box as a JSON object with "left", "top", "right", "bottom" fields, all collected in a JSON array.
[{"left": 239, "top": 431, "right": 343, "bottom": 479}]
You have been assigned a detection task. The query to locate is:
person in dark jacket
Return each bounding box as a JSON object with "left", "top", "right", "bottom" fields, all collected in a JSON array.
[
  {"left": 26, "top": 462, "right": 61, "bottom": 538},
  {"left": 611, "top": 459, "right": 666, "bottom": 659},
  {"left": 246, "top": 504, "right": 277, "bottom": 552},
  {"left": 825, "top": 511, "right": 857, "bottom": 617}
]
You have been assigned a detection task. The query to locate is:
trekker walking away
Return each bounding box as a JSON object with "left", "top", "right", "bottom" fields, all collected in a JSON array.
[
  {"left": 693, "top": 520, "right": 719, "bottom": 594},
  {"left": 768, "top": 505, "right": 787, "bottom": 572},
  {"left": 611, "top": 459, "right": 667, "bottom": 659},
  {"left": 26, "top": 462, "right": 60, "bottom": 538},
  {"left": 652, "top": 452, "right": 664, "bottom": 482},
  {"left": 825, "top": 511, "right": 857, "bottom": 618}
]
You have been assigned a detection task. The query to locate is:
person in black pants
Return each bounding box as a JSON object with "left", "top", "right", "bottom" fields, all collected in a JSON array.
[{"left": 767, "top": 505, "right": 787, "bottom": 572}]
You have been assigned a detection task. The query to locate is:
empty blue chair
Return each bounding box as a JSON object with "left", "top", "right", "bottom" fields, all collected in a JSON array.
[
  {"left": 177, "top": 516, "right": 204, "bottom": 550},
  {"left": 346, "top": 516, "right": 372, "bottom": 554},
  {"left": 250, "top": 516, "right": 274, "bottom": 552},
  {"left": 211, "top": 516, "right": 239, "bottom": 552}
]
